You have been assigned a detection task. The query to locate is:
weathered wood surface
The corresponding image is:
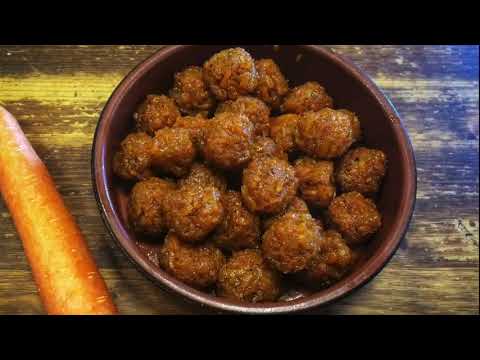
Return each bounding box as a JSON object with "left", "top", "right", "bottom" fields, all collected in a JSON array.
[{"left": 0, "top": 45, "right": 478, "bottom": 315}]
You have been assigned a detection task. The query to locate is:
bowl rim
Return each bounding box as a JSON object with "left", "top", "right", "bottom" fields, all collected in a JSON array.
[{"left": 91, "top": 45, "right": 417, "bottom": 314}]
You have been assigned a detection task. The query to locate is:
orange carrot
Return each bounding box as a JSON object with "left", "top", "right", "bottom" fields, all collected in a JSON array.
[{"left": 0, "top": 106, "right": 118, "bottom": 315}]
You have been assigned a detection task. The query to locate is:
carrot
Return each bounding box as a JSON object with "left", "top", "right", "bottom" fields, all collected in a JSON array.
[{"left": 0, "top": 106, "right": 118, "bottom": 315}]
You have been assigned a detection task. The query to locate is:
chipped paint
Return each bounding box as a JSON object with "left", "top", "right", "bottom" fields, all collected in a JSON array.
[
  {"left": 31, "top": 131, "right": 93, "bottom": 147},
  {"left": 374, "top": 77, "right": 479, "bottom": 104},
  {"left": 0, "top": 73, "right": 124, "bottom": 107},
  {"left": 1, "top": 72, "right": 477, "bottom": 109}
]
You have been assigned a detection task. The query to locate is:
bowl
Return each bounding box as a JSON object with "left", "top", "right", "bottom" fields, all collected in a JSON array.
[{"left": 92, "top": 45, "right": 416, "bottom": 314}]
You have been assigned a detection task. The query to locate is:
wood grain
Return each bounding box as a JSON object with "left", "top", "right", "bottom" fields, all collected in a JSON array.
[{"left": 0, "top": 45, "right": 478, "bottom": 314}]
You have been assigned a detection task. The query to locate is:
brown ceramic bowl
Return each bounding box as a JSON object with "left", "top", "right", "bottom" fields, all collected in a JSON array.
[{"left": 92, "top": 45, "right": 416, "bottom": 314}]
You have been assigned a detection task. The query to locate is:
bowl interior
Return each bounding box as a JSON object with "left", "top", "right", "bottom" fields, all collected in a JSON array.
[{"left": 93, "top": 45, "right": 416, "bottom": 313}]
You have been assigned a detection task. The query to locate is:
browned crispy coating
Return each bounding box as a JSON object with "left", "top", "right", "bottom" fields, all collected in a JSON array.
[
  {"left": 296, "top": 108, "right": 354, "bottom": 159},
  {"left": 179, "top": 163, "right": 228, "bottom": 193},
  {"left": 262, "top": 210, "right": 322, "bottom": 274},
  {"left": 134, "top": 95, "right": 180, "bottom": 135},
  {"left": 172, "top": 115, "right": 209, "bottom": 152},
  {"left": 159, "top": 232, "right": 225, "bottom": 289},
  {"left": 302, "top": 230, "right": 353, "bottom": 287},
  {"left": 203, "top": 112, "right": 254, "bottom": 170},
  {"left": 150, "top": 128, "right": 196, "bottom": 177},
  {"left": 250, "top": 136, "right": 288, "bottom": 161},
  {"left": 336, "top": 147, "right": 387, "bottom": 195},
  {"left": 203, "top": 48, "right": 258, "bottom": 101},
  {"left": 338, "top": 109, "right": 362, "bottom": 143},
  {"left": 127, "top": 177, "right": 175, "bottom": 236},
  {"left": 254, "top": 58, "right": 289, "bottom": 110},
  {"left": 212, "top": 191, "right": 261, "bottom": 251},
  {"left": 269, "top": 114, "right": 300, "bottom": 153},
  {"left": 113, "top": 132, "right": 153, "bottom": 181},
  {"left": 328, "top": 192, "right": 382, "bottom": 245},
  {"left": 294, "top": 157, "right": 336, "bottom": 208},
  {"left": 281, "top": 81, "right": 333, "bottom": 114},
  {"left": 169, "top": 66, "right": 215, "bottom": 116},
  {"left": 216, "top": 96, "right": 270, "bottom": 136},
  {"left": 241, "top": 157, "right": 298, "bottom": 215},
  {"left": 217, "top": 249, "right": 281, "bottom": 302},
  {"left": 262, "top": 197, "right": 311, "bottom": 231},
  {"left": 164, "top": 183, "right": 224, "bottom": 243}
]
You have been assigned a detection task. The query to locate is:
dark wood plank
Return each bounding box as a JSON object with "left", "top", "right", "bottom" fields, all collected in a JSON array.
[
  {"left": 1, "top": 265, "right": 477, "bottom": 315},
  {"left": 0, "top": 45, "right": 477, "bottom": 80},
  {"left": 0, "top": 45, "right": 478, "bottom": 314}
]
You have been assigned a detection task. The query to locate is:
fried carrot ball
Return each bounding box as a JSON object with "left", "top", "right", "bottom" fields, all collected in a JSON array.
[
  {"left": 203, "top": 48, "right": 258, "bottom": 101},
  {"left": 127, "top": 177, "right": 175, "bottom": 237},
  {"left": 241, "top": 157, "right": 298, "bottom": 215},
  {"left": 296, "top": 108, "right": 355, "bottom": 159},
  {"left": 203, "top": 112, "right": 254, "bottom": 170},
  {"left": 336, "top": 147, "right": 387, "bottom": 195},
  {"left": 217, "top": 249, "right": 281, "bottom": 302},
  {"left": 134, "top": 95, "right": 180, "bottom": 135},
  {"left": 294, "top": 157, "right": 336, "bottom": 208},
  {"left": 113, "top": 132, "right": 154, "bottom": 181},
  {"left": 250, "top": 136, "right": 288, "bottom": 161},
  {"left": 164, "top": 183, "right": 224, "bottom": 243},
  {"left": 262, "top": 197, "right": 310, "bottom": 231},
  {"left": 212, "top": 191, "right": 261, "bottom": 251},
  {"left": 262, "top": 210, "right": 322, "bottom": 274},
  {"left": 169, "top": 66, "right": 215, "bottom": 116},
  {"left": 159, "top": 232, "right": 226, "bottom": 289},
  {"left": 254, "top": 58, "right": 289, "bottom": 110},
  {"left": 302, "top": 230, "right": 353, "bottom": 287},
  {"left": 178, "top": 162, "right": 228, "bottom": 193},
  {"left": 339, "top": 109, "right": 362, "bottom": 143},
  {"left": 172, "top": 115, "right": 209, "bottom": 152},
  {"left": 328, "top": 192, "right": 382, "bottom": 245},
  {"left": 269, "top": 114, "right": 300, "bottom": 153},
  {"left": 216, "top": 96, "right": 271, "bottom": 136},
  {"left": 150, "top": 128, "right": 196, "bottom": 177},
  {"left": 281, "top": 81, "right": 333, "bottom": 114}
]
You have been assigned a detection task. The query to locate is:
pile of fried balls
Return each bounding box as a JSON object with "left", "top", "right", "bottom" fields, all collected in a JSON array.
[{"left": 113, "top": 47, "right": 388, "bottom": 303}]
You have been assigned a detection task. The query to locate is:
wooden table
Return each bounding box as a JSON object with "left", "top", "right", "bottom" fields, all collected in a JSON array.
[{"left": 0, "top": 46, "right": 478, "bottom": 315}]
